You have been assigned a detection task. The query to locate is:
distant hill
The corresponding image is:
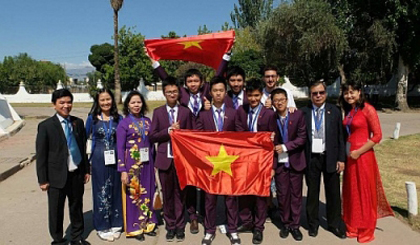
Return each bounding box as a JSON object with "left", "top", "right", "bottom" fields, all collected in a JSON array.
[{"left": 66, "top": 66, "right": 95, "bottom": 81}]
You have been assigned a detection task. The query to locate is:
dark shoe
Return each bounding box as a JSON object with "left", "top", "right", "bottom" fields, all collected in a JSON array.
[
  {"left": 51, "top": 238, "right": 67, "bottom": 245},
  {"left": 308, "top": 228, "right": 318, "bottom": 237},
  {"left": 201, "top": 233, "right": 215, "bottom": 245},
  {"left": 135, "top": 234, "right": 145, "bottom": 241},
  {"left": 328, "top": 227, "right": 346, "bottom": 239},
  {"left": 279, "top": 227, "right": 290, "bottom": 238},
  {"left": 237, "top": 224, "right": 253, "bottom": 233},
  {"left": 227, "top": 232, "right": 241, "bottom": 245},
  {"left": 190, "top": 219, "right": 199, "bottom": 234},
  {"left": 176, "top": 230, "right": 185, "bottom": 242},
  {"left": 145, "top": 227, "right": 157, "bottom": 237},
  {"left": 70, "top": 240, "right": 90, "bottom": 245},
  {"left": 290, "top": 228, "right": 303, "bottom": 241},
  {"left": 166, "top": 230, "right": 175, "bottom": 242},
  {"left": 252, "top": 230, "right": 263, "bottom": 244}
]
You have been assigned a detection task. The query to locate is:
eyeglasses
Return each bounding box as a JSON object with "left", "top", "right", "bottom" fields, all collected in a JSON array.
[
  {"left": 273, "top": 98, "right": 287, "bottom": 104},
  {"left": 311, "top": 91, "right": 326, "bottom": 96},
  {"left": 165, "top": 91, "right": 179, "bottom": 95}
]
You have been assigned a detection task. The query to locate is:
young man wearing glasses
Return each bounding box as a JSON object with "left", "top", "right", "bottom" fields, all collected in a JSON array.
[
  {"left": 149, "top": 77, "right": 193, "bottom": 242},
  {"left": 260, "top": 66, "right": 296, "bottom": 110},
  {"left": 301, "top": 80, "right": 346, "bottom": 239}
]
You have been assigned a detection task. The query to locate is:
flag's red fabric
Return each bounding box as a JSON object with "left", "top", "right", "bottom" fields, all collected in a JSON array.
[
  {"left": 144, "top": 30, "right": 235, "bottom": 70},
  {"left": 170, "top": 130, "right": 274, "bottom": 196}
]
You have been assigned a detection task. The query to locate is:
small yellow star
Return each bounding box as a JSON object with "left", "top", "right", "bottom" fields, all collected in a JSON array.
[
  {"left": 178, "top": 40, "right": 203, "bottom": 50},
  {"left": 205, "top": 145, "right": 239, "bottom": 176}
]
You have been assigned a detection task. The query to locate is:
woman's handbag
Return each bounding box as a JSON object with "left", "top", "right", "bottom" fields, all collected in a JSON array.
[{"left": 153, "top": 169, "right": 163, "bottom": 210}]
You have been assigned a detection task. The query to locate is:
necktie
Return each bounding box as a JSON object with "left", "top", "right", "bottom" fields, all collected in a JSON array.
[
  {"left": 315, "top": 107, "right": 324, "bottom": 142},
  {"left": 193, "top": 94, "right": 199, "bottom": 116},
  {"left": 281, "top": 117, "right": 285, "bottom": 127},
  {"left": 216, "top": 109, "right": 223, "bottom": 132},
  {"left": 63, "top": 119, "right": 82, "bottom": 165},
  {"left": 232, "top": 95, "right": 238, "bottom": 110},
  {"left": 248, "top": 110, "right": 255, "bottom": 131},
  {"left": 169, "top": 108, "right": 175, "bottom": 124}
]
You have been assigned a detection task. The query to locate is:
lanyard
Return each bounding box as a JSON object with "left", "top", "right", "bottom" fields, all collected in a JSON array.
[
  {"left": 129, "top": 114, "right": 146, "bottom": 141},
  {"left": 212, "top": 105, "right": 225, "bottom": 131},
  {"left": 345, "top": 107, "right": 358, "bottom": 135},
  {"left": 312, "top": 107, "right": 324, "bottom": 133},
  {"left": 276, "top": 112, "right": 289, "bottom": 143},
  {"left": 100, "top": 114, "right": 113, "bottom": 142},
  {"left": 249, "top": 104, "right": 262, "bottom": 132}
]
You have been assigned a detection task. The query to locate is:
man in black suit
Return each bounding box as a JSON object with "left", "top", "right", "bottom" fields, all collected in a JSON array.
[
  {"left": 36, "top": 89, "right": 90, "bottom": 245},
  {"left": 301, "top": 80, "right": 346, "bottom": 239}
]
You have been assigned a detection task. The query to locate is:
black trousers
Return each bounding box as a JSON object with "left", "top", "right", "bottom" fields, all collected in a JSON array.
[
  {"left": 305, "top": 153, "right": 342, "bottom": 231},
  {"left": 47, "top": 170, "right": 85, "bottom": 244}
]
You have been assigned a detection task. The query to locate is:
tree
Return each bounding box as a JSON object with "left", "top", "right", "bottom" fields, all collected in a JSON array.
[
  {"left": 230, "top": 49, "right": 264, "bottom": 79},
  {"left": 110, "top": 0, "right": 124, "bottom": 104},
  {"left": 261, "top": 0, "right": 347, "bottom": 87},
  {"left": 230, "top": 0, "right": 274, "bottom": 28},
  {"left": 88, "top": 43, "right": 114, "bottom": 73}
]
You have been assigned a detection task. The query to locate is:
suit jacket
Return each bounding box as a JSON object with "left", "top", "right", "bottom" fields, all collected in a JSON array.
[
  {"left": 195, "top": 106, "right": 236, "bottom": 131},
  {"left": 150, "top": 105, "right": 193, "bottom": 170},
  {"left": 301, "top": 103, "right": 346, "bottom": 173},
  {"left": 224, "top": 90, "right": 249, "bottom": 109},
  {"left": 274, "top": 110, "right": 307, "bottom": 172},
  {"left": 36, "top": 115, "right": 89, "bottom": 189},
  {"left": 235, "top": 105, "right": 277, "bottom": 168}
]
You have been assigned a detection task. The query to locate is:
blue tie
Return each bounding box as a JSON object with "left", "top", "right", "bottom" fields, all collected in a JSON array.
[
  {"left": 193, "top": 94, "right": 199, "bottom": 116},
  {"left": 232, "top": 95, "right": 238, "bottom": 109},
  {"left": 64, "top": 119, "right": 82, "bottom": 165},
  {"left": 216, "top": 109, "right": 223, "bottom": 132},
  {"left": 248, "top": 110, "right": 255, "bottom": 131}
]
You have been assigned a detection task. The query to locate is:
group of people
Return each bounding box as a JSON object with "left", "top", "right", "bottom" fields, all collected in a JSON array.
[{"left": 36, "top": 54, "right": 394, "bottom": 245}]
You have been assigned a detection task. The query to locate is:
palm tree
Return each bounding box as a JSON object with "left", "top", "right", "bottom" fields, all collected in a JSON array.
[{"left": 110, "top": 0, "right": 124, "bottom": 104}]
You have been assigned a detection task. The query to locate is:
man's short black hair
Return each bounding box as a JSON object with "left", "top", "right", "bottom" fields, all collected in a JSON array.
[
  {"left": 162, "top": 76, "right": 180, "bottom": 93},
  {"left": 209, "top": 76, "right": 227, "bottom": 90},
  {"left": 262, "top": 65, "right": 278, "bottom": 75},
  {"left": 184, "top": 69, "right": 203, "bottom": 83},
  {"left": 270, "top": 88, "right": 288, "bottom": 101},
  {"left": 245, "top": 78, "right": 264, "bottom": 93},
  {"left": 51, "top": 89, "right": 73, "bottom": 104},
  {"left": 227, "top": 66, "right": 246, "bottom": 81}
]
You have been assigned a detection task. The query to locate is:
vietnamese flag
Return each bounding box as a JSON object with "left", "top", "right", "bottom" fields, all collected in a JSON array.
[
  {"left": 170, "top": 130, "right": 274, "bottom": 197},
  {"left": 144, "top": 30, "right": 235, "bottom": 70}
]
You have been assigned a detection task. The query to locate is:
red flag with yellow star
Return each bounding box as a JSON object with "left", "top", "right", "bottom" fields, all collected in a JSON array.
[
  {"left": 144, "top": 30, "right": 235, "bottom": 70},
  {"left": 170, "top": 130, "right": 273, "bottom": 196}
]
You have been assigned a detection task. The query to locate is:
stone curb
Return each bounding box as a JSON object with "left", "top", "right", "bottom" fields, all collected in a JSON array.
[{"left": 0, "top": 154, "right": 35, "bottom": 183}]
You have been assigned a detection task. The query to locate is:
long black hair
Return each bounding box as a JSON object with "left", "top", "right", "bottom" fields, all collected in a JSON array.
[
  {"left": 338, "top": 81, "right": 366, "bottom": 114},
  {"left": 89, "top": 88, "right": 119, "bottom": 122},
  {"left": 123, "top": 90, "right": 148, "bottom": 116}
]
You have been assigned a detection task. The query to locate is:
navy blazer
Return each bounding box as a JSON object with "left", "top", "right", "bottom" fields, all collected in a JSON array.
[
  {"left": 36, "top": 115, "right": 89, "bottom": 188},
  {"left": 301, "top": 103, "right": 346, "bottom": 173},
  {"left": 149, "top": 105, "right": 193, "bottom": 170},
  {"left": 274, "top": 110, "right": 307, "bottom": 172}
]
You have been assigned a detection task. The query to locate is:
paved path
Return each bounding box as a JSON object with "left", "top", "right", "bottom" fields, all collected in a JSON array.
[{"left": 1, "top": 106, "right": 420, "bottom": 244}]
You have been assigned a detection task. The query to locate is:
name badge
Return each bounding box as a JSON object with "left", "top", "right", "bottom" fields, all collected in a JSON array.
[
  {"left": 346, "top": 142, "right": 351, "bottom": 156},
  {"left": 167, "top": 143, "right": 173, "bottom": 159},
  {"left": 278, "top": 152, "right": 289, "bottom": 163},
  {"left": 104, "top": 150, "right": 116, "bottom": 165},
  {"left": 140, "top": 147, "right": 149, "bottom": 162},
  {"left": 312, "top": 138, "right": 323, "bottom": 153}
]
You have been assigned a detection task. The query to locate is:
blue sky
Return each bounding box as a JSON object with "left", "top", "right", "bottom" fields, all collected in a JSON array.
[{"left": 0, "top": 0, "right": 238, "bottom": 69}]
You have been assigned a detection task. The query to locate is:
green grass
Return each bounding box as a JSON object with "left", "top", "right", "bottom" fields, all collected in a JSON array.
[{"left": 376, "top": 134, "right": 420, "bottom": 230}]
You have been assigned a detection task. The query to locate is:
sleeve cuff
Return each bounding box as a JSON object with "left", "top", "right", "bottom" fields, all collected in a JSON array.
[
  {"left": 152, "top": 61, "right": 160, "bottom": 69},
  {"left": 281, "top": 144, "right": 288, "bottom": 152},
  {"left": 223, "top": 54, "right": 231, "bottom": 61}
]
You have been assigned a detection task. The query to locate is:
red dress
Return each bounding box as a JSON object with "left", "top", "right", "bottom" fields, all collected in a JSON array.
[{"left": 342, "top": 103, "right": 393, "bottom": 243}]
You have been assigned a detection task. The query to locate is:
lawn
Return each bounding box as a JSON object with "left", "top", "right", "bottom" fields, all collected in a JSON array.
[{"left": 376, "top": 134, "right": 420, "bottom": 230}]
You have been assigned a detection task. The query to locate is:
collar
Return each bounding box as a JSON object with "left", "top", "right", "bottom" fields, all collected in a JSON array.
[
  {"left": 56, "top": 113, "right": 69, "bottom": 123},
  {"left": 312, "top": 103, "right": 326, "bottom": 111}
]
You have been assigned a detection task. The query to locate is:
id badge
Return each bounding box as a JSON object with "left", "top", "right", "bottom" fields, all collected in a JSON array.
[
  {"left": 312, "top": 138, "right": 323, "bottom": 153},
  {"left": 140, "top": 147, "right": 149, "bottom": 162},
  {"left": 346, "top": 142, "right": 351, "bottom": 156},
  {"left": 104, "top": 150, "right": 116, "bottom": 165},
  {"left": 278, "top": 152, "right": 289, "bottom": 163},
  {"left": 167, "top": 143, "right": 173, "bottom": 159}
]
